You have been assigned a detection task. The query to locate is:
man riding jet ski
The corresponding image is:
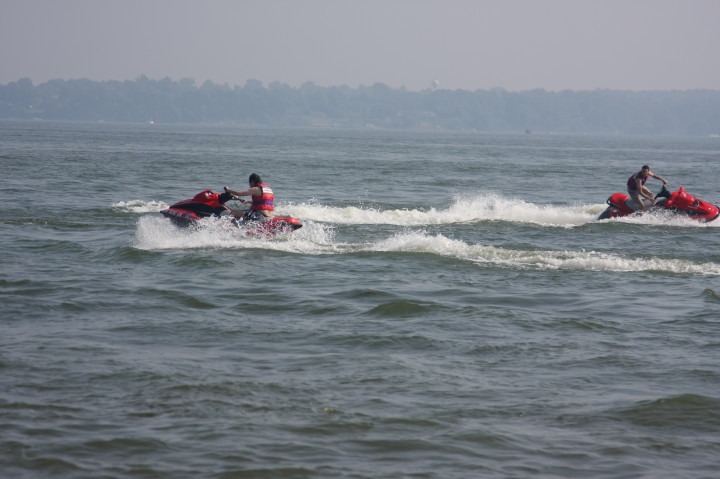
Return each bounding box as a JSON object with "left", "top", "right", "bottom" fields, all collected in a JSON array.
[
  {"left": 160, "top": 176, "right": 302, "bottom": 236},
  {"left": 598, "top": 183, "right": 719, "bottom": 222},
  {"left": 625, "top": 165, "right": 667, "bottom": 211},
  {"left": 223, "top": 173, "right": 276, "bottom": 222}
]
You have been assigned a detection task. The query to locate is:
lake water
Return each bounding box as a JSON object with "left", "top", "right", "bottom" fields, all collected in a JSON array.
[{"left": 2, "top": 120, "right": 719, "bottom": 478}]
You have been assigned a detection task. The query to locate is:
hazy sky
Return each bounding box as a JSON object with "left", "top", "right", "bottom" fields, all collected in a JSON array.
[{"left": 2, "top": 0, "right": 718, "bottom": 91}]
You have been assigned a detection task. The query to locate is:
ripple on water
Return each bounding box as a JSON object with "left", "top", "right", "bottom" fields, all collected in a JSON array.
[
  {"left": 366, "top": 299, "right": 439, "bottom": 317},
  {"left": 610, "top": 393, "right": 720, "bottom": 431}
]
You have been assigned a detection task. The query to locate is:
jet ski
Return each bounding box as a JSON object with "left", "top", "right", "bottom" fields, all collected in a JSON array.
[
  {"left": 598, "top": 183, "right": 719, "bottom": 222},
  {"left": 160, "top": 189, "right": 302, "bottom": 236}
]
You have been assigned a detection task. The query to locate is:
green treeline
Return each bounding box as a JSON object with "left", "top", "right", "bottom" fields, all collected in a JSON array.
[{"left": 2, "top": 76, "right": 719, "bottom": 135}]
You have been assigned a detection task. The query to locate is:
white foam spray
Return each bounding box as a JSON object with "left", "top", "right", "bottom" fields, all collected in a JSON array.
[{"left": 127, "top": 192, "right": 720, "bottom": 275}]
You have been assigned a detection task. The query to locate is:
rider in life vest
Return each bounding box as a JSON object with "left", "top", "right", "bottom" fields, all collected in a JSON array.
[
  {"left": 224, "top": 173, "right": 275, "bottom": 220},
  {"left": 626, "top": 165, "right": 667, "bottom": 211}
]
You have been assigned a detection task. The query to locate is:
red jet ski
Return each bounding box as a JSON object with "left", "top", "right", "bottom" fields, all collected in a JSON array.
[
  {"left": 160, "top": 189, "right": 302, "bottom": 236},
  {"left": 598, "top": 183, "right": 719, "bottom": 222}
]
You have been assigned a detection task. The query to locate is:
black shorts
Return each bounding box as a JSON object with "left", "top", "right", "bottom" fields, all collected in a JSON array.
[{"left": 243, "top": 210, "right": 267, "bottom": 221}]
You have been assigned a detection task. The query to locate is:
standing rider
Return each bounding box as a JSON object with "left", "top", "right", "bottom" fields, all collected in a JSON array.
[
  {"left": 627, "top": 165, "right": 667, "bottom": 211},
  {"left": 224, "top": 173, "right": 274, "bottom": 221}
]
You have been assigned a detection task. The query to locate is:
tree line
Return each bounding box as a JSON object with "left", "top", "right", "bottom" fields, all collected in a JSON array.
[{"left": 1, "top": 76, "right": 719, "bottom": 136}]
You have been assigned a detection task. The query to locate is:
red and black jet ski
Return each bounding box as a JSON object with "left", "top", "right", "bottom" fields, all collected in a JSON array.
[
  {"left": 160, "top": 189, "right": 302, "bottom": 236},
  {"left": 598, "top": 183, "right": 719, "bottom": 222}
]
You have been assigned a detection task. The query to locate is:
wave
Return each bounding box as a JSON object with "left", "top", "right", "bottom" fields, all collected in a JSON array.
[
  {"left": 111, "top": 199, "right": 168, "bottom": 213},
  {"left": 610, "top": 393, "right": 720, "bottom": 430},
  {"left": 132, "top": 215, "right": 338, "bottom": 254},
  {"left": 115, "top": 192, "right": 719, "bottom": 228},
  {"left": 132, "top": 216, "right": 720, "bottom": 275},
  {"left": 601, "top": 208, "right": 720, "bottom": 227},
  {"left": 282, "top": 193, "right": 719, "bottom": 229},
  {"left": 369, "top": 231, "right": 720, "bottom": 275},
  {"left": 283, "top": 192, "right": 600, "bottom": 227},
  {"left": 126, "top": 191, "right": 720, "bottom": 275}
]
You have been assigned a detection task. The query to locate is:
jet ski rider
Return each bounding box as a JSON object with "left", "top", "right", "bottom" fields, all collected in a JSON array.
[
  {"left": 224, "top": 173, "right": 274, "bottom": 221},
  {"left": 627, "top": 165, "right": 667, "bottom": 211}
]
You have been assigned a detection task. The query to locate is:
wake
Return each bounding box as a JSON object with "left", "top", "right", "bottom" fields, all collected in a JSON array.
[
  {"left": 279, "top": 192, "right": 717, "bottom": 228},
  {"left": 282, "top": 192, "right": 600, "bottom": 227},
  {"left": 120, "top": 192, "right": 720, "bottom": 275},
  {"left": 129, "top": 216, "right": 720, "bottom": 277},
  {"left": 113, "top": 191, "right": 719, "bottom": 228},
  {"left": 369, "top": 231, "right": 720, "bottom": 275}
]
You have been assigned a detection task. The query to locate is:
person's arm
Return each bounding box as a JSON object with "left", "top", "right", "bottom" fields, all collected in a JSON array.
[
  {"left": 636, "top": 177, "right": 654, "bottom": 201},
  {"left": 224, "top": 186, "right": 259, "bottom": 202},
  {"left": 640, "top": 185, "right": 655, "bottom": 201},
  {"left": 634, "top": 178, "right": 651, "bottom": 200},
  {"left": 651, "top": 173, "right": 668, "bottom": 184}
]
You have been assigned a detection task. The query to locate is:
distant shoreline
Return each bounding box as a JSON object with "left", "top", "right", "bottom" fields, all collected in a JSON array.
[{"left": 2, "top": 77, "right": 719, "bottom": 136}]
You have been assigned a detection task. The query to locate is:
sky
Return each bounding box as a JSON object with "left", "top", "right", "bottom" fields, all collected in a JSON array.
[{"left": 1, "top": 0, "right": 718, "bottom": 92}]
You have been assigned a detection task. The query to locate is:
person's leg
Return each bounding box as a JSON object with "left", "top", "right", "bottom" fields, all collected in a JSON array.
[{"left": 628, "top": 191, "right": 645, "bottom": 211}]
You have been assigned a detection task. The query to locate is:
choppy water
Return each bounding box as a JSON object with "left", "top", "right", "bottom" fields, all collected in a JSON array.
[{"left": 2, "top": 120, "right": 720, "bottom": 478}]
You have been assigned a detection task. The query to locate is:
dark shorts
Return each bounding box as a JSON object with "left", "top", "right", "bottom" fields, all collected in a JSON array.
[
  {"left": 243, "top": 210, "right": 268, "bottom": 221},
  {"left": 627, "top": 189, "right": 645, "bottom": 210}
]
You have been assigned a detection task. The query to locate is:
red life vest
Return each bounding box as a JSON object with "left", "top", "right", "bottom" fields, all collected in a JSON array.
[{"left": 251, "top": 183, "right": 274, "bottom": 212}]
